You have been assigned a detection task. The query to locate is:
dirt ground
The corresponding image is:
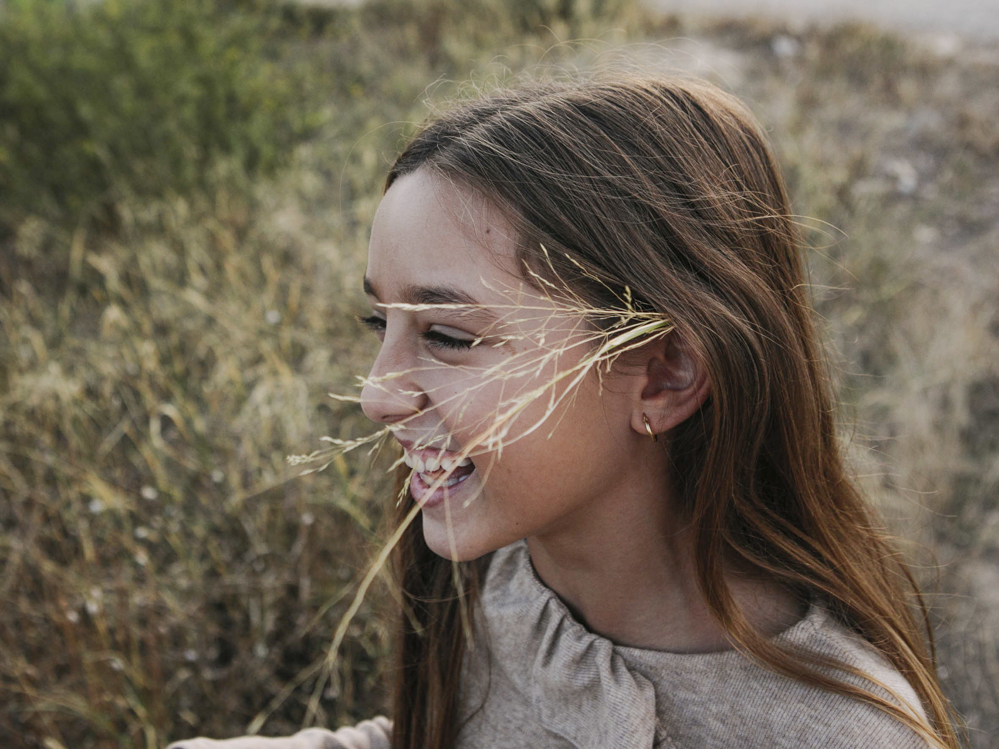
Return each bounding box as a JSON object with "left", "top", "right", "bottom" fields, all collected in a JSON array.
[{"left": 645, "top": 0, "right": 999, "bottom": 40}]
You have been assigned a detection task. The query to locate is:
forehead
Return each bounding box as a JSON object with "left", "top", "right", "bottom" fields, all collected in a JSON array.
[{"left": 366, "top": 170, "right": 525, "bottom": 304}]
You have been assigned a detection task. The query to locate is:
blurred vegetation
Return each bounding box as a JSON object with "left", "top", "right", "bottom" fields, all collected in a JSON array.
[
  {"left": 0, "top": 0, "right": 323, "bottom": 235},
  {"left": 0, "top": 0, "right": 997, "bottom": 748}
]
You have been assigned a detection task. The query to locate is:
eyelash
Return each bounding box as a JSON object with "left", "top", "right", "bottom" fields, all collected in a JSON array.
[{"left": 356, "top": 315, "right": 476, "bottom": 351}]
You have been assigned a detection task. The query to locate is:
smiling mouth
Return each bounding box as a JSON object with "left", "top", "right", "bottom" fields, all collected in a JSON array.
[
  {"left": 402, "top": 450, "right": 474, "bottom": 473},
  {"left": 401, "top": 449, "right": 477, "bottom": 494},
  {"left": 407, "top": 459, "right": 476, "bottom": 508},
  {"left": 420, "top": 461, "right": 476, "bottom": 486}
]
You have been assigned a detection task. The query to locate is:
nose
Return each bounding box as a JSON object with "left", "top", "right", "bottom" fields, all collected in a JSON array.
[{"left": 360, "top": 334, "right": 429, "bottom": 425}]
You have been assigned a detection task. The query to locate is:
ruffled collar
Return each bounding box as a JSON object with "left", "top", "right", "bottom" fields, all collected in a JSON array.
[
  {"left": 479, "top": 540, "right": 662, "bottom": 749},
  {"left": 479, "top": 539, "right": 824, "bottom": 749}
]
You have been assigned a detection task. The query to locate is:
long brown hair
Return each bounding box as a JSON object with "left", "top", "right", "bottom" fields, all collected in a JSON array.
[{"left": 383, "top": 77, "right": 960, "bottom": 748}]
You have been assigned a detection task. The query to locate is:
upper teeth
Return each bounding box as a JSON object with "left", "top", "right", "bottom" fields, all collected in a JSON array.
[{"left": 403, "top": 450, "right": 472, "bottom": 473}]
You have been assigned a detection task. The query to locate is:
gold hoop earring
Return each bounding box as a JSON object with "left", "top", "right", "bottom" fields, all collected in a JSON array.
[{"left": 642, "top": 413, "right": 658, "bottom": 443}]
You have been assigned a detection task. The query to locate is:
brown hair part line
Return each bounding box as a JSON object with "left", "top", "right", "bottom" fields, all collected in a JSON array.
[{"left": 384, "top": 75, "right": 961, "bottom": 749}]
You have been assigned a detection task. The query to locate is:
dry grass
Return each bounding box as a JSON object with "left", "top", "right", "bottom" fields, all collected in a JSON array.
[{"left": 0, "top": 1, "right": 997, "bottom": 747}]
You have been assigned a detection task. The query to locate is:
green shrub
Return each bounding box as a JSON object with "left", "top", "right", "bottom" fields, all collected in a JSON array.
[{"left": 0, "top": 0, "right": 319, "bottom": 231}]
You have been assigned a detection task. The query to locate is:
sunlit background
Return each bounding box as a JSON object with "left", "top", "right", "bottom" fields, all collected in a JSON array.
[{"left": 1, "top": 1, "right": 996, "bottom": 747}]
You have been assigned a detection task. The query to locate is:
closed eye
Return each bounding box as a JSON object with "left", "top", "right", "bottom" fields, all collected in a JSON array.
[
  {"left": 356, "top": 315, "right": 476, "bottom": 352},
  {"left": 423, "top": 328, "right": 476, "bottom": 351},
  {"left": 357, "top": 314, "right": 387, "bottom": 334}
]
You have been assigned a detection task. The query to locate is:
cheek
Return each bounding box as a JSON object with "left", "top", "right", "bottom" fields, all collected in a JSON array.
[
  {"left": 428, "top": 338, "right": 620, "bottom": 484},
  {"left": 427, "top": 363, "right": 539, "bottom": 447},
  {"left": 482, "top": 354, "right": 590, "bottom": 442},
  {"left": 418, "top": 364, "right": 488, "bottom": 429},
  {"left": 489, "top": 380, "right": 622, "bottom": 498}
]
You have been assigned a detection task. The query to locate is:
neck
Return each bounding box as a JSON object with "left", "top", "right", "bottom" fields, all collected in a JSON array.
[{"left": 525, "top": 472, "right": 803, "bottom": 653}]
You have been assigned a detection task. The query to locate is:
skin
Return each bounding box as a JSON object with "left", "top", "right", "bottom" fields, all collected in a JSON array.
[{"left": 361, "top": 168, "right": 802, "bottom": 653}]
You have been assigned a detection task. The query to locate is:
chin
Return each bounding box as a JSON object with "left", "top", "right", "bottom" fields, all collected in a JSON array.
[{"left": 421, "top": 517, "right": 494, "bottom": 562}]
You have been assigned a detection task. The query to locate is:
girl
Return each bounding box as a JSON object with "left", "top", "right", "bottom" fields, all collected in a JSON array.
[{"left": 170, "top": 76, "right": 960, "bottom": 749}]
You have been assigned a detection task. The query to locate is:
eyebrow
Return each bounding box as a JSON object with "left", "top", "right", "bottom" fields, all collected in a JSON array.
[{"left": 363, "top": 277, "right": 499, "bottom": 323}]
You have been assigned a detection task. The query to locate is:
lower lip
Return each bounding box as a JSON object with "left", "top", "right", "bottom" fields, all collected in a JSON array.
[{"left": 410, "top": 470, "right": 474, "bottom": 509}]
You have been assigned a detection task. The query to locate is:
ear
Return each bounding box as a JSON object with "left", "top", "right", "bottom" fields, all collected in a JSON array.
[{"left": 629, "top": 333, "right": 711, "bottom": 439}]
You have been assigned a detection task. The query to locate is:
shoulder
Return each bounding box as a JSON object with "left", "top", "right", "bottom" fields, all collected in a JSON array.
[
  {"left": 619, "top": 606, "right": 929, "bottom": 749},
  {"left": 790, "top": 606, "right": 927, "bottom": 717}
]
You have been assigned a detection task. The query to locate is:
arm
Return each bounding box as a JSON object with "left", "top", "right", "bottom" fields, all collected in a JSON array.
[{"left": 166, "top": 717, "right": 392, "bottom": 749}]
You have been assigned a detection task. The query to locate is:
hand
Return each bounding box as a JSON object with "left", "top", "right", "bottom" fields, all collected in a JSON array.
[
  {"left": 167, "top": 718, "right": 392, "bottom": 749},
  {"left": 166, "top": 735, "right": 314, "bottom": 749}
]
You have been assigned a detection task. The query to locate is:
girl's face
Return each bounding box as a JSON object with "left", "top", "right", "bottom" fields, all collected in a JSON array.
[{"left": 361, "top": 169, "right": 651, "bottom": 561}]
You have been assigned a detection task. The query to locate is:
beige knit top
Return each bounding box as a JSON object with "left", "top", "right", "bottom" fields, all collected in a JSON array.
[{"left": 169, "top": 540, "right": 928, "bottom": 749}]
